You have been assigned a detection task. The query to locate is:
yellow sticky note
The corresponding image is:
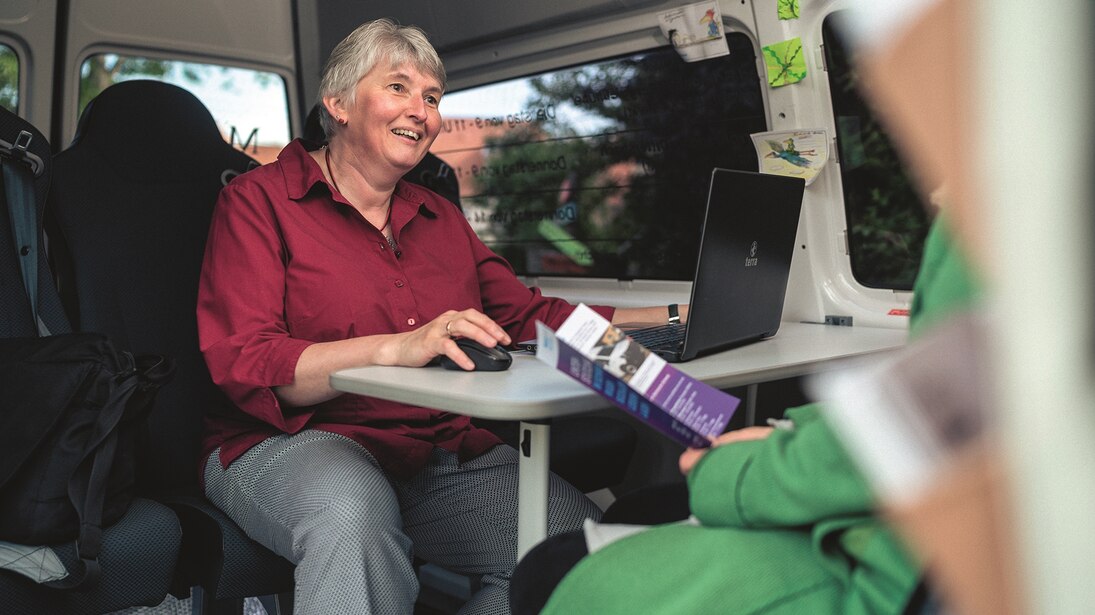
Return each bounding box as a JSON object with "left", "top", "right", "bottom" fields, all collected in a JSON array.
[{"left": 763, "top": 37, "right": 807, "bottom": 87}]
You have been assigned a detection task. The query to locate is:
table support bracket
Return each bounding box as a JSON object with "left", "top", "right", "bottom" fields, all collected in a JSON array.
[{"left": 517, "top": 419, "right": 551, "bottom": 558}]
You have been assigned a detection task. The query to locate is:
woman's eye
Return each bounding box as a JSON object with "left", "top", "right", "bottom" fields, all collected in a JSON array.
[
  {"left": 390, "top": 83, "right": 405, "bottom": 93},
  {"left": 425, "top": 95, "right": 439, "bottom": 107}
]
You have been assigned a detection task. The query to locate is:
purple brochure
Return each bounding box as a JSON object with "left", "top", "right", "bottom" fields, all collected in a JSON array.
[{"left": 536, "top": 310, "right": 739, "bottom": 448}]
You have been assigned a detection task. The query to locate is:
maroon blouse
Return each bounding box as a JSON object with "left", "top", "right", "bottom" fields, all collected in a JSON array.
[{"left": 197, "top": 140, "right": 613, "bottom": 479}]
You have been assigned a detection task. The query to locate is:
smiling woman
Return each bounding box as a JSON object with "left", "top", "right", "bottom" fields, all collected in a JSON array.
[
  {"left": 194, "top": 17, "right": 679, "bottom": 612},
  {"left": 316, "top": 62, "right": 444, "bottom": 220},
  {"left": 192, "top": 17, "right": 675, "bottom": 615}
]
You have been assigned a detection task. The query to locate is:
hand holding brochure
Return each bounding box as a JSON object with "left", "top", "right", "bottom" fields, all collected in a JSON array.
[{"left": 535, "top": 304, "right": 739, "bottom": 447}]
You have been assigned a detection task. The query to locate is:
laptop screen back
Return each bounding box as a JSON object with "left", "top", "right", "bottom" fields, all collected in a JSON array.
[{"left": 679, "top": 168, "right": 805, "bottom": 361}]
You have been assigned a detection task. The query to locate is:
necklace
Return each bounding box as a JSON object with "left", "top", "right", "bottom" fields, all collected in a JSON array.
[
  {"left": 382, "top": 204, "right": 398, "bottom": 253},
  {"left": 325, "top": 146, "right": 399, "bottom": 253},
  {"left": 323, "top": 145, "right": 341, "bottom": 195}
]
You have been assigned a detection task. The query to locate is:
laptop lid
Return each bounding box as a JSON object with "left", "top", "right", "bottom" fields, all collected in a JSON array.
[{"left": 677, "top": 168, "right": 805, "bottom": 361}]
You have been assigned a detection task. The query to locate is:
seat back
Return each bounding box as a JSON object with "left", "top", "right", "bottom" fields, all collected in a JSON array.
[
  {"left": 0, "top": 105, "right": 185, "bottom": 615},
  {"left": 0, "top": 106, "right": 71, "bottom": 337},
  {"left": 49, "top": 80, "right": 258, "bottom": 494}
]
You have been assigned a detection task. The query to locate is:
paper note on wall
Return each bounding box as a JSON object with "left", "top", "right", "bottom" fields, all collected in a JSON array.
[
  {"left": 763, "top": 37, "right": 807, "bottom": 87},
  {"left": 657, "top": 1, "right": 730, "bottom": 62},
  {"left": 751, "top": 129, "right": 829, "bottom": 185},
  {"left": 778, "top": 0, "right": 800, "bottom": 20}
]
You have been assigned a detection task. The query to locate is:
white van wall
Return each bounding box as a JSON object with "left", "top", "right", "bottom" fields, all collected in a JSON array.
[{"left": 1, "top": 0, "right": 59, "bottom": 131}]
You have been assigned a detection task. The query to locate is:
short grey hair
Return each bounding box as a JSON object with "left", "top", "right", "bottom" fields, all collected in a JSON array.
[{"left": 317, "top": 18, "right": 446, "bottom": 138}]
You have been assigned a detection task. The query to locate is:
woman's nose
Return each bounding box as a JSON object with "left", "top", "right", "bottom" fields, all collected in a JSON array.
[{"left": 406, "top": 95, "right": 428, "bottom": 120}]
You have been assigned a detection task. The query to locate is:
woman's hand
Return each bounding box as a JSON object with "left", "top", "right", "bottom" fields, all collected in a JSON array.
[
  {"left": 389, "top": 309, "right": 511, "bottom": 370},
  {"left": 678, "top": 426, "right": 773, "bottom": 475},
  {"left": 277, "top": 309, "right": 511, "bottom": 406}
]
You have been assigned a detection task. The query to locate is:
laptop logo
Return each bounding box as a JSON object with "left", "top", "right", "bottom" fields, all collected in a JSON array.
[{"left": 745, "top": 241, "right": 759, "bottom": 267}]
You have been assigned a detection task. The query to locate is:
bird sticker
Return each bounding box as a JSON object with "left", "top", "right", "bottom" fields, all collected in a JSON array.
[
  {"left": 765, "top": 137, "right": 816, "bottom": 168},
  {"left": 751, "top": 129, "right": 829, "bottom": 185}
]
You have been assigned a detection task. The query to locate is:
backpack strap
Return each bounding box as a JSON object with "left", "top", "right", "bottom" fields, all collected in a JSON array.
[
  {"left": 43, "top": 359, "right": 140, "bottom": 590},
  {"left": 43, "top": 351, "right": 174, "bottom": 590},
  {"left": 2, "top": 130, "right": 50, "bottom": 337}
]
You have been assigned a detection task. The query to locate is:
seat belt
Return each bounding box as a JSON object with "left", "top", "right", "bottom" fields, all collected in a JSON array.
[{"left": 2, "top": 130, "right": 50, "bottom": 336}]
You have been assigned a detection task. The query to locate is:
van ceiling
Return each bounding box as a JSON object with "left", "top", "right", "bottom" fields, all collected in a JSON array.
[{"left": 314, "top": 0, "right": 667, "bottom": 58}]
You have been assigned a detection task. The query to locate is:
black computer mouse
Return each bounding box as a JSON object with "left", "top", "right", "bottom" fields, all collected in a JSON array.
[{"left": 439, "top": 338, "right": 513, "bottom": 371}]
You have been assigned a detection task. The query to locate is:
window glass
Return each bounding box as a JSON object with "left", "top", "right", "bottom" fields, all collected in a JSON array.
[
  {"left": 433, "top": 34, "right": 767, "bottom": 280},
  {"left": 823, "top": 13, "right": 931, "bottom": 290},
  {"left": 0, "top": 44, "right": 18, "bottom": 112},
  {"left": 79, "top": 54, "right": 290, "bottom": 163}
]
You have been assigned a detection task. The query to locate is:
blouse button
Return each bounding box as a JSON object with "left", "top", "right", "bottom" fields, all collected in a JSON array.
[
  {"left": 395, "top": 280, "right": 404, "bottom": 288},
  {"left": 407, "top": 318, "right": 416, "bottom": 326}
]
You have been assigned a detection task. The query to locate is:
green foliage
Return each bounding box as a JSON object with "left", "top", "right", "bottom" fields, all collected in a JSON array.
[
  {"left": 824, "top": 16, "right": 930, "bottom": 289},
  {"left": 77, "top": 55, "right": 269, "bottom": 119},
  {"left": 463, "top": 38, "right": 766, "bottom": 279},
  {"left": 0, "top": 45, "right": 18, "bottom": 112},
  {"left": 841, "top": 112, "right": 930, "bottom": 287},
  {"left": 79, "top": 55, "right": 171, "bottom": 117}
]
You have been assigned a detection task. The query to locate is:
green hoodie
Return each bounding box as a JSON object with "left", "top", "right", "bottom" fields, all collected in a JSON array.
[{"left": 541, "top": 219, "right": 979, "bottom": 614}]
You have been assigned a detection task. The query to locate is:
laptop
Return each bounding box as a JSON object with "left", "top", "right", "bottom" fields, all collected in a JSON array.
[{"left": 625, "top": 168, "right": 805, "bottom": 362}]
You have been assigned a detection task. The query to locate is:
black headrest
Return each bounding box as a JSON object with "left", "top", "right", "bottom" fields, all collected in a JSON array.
[
  {"left": 303, "top": 104, "right": 326, "bottom": 144},
  {"left": 71, "top": 80, "right": 230, "bottom": 182},
  {"left": 406, "top": 152, "right": 462, "bottom": 210},
  {"left": 52, "top": 82, "right": 257, "bottom": 491}
]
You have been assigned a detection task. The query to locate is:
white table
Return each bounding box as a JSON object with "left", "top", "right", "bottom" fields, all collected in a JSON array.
[{"left": 330, "top": 321, "right": 907, "bottom": 556}]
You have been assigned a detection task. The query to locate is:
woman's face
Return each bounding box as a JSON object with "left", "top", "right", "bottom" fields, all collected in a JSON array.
[{"left": 338, "top": 62, "right": 443, "bottom": 176}]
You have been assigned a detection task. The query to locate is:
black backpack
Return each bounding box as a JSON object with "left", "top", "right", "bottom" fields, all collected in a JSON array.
[{"left": 0, "top": 334, "right": 173, "bottom": 588}]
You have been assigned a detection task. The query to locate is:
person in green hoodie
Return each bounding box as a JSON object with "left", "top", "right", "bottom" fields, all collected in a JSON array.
[{"left": 510, "top": 216, "right": 980, "bottom": 614}]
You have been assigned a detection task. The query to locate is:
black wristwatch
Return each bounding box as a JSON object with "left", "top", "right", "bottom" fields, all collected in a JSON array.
[{"left": 667, "top": 303, "right": 680, "bottom": 325}]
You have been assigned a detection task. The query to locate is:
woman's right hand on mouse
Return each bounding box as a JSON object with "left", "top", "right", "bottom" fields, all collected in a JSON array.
[
  {"left": 278, "top": 309, "right": 512, "bottom": 406},
  {"left": 388, "top": 309, "right": 511, "bottom": 370}
]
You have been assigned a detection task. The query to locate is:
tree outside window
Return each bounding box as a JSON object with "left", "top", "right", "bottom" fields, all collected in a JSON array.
[
  {"left": 0, "top": 44, "right": 18, "bottom": 112},
  {"left": 79, "top": 54, "right": 290, "bottom": 163}
]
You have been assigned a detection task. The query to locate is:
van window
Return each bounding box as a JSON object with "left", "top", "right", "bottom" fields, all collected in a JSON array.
[
  {"left": 823, "top": 13, "right": 930, "bottom": 290},
  {"left": 78, "top": 54, "right": 290, "bottom": 163},
  {"left": 433, "top": 34, "right": 767, "bottom": 281},
  {"left": 0, "top": 43, "right": 18, "bottom": 112}
]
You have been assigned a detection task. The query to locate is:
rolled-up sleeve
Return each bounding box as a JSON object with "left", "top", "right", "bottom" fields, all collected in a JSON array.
[{"left": 197, "top": 180, "right": 314, "bottom": 433}]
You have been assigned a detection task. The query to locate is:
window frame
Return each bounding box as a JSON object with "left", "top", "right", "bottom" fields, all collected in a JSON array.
[
  {"left": 820, "top": 11, "right": 931, "bottom": 291},
  {"left": 69, "top": 45, "right": 296, "bottom": 159}
]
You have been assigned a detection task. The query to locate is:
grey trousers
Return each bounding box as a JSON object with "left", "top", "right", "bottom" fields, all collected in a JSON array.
[{"left": 203, "top": 431, "right": 601, "bottom": 614}]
